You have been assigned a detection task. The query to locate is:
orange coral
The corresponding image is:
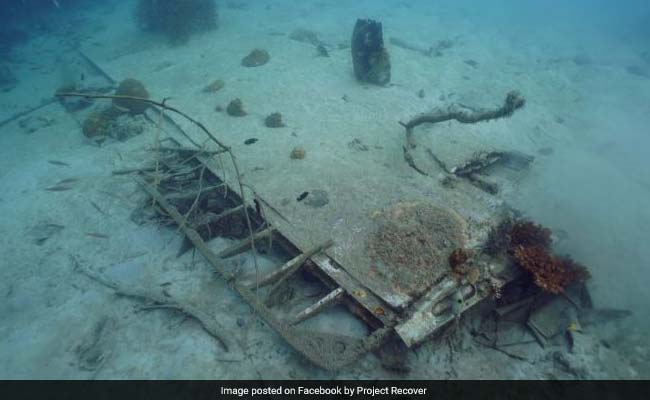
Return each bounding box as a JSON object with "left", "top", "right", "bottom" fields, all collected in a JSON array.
[{"left": 511, "top": 245, "right": 589, "bottom": 294}]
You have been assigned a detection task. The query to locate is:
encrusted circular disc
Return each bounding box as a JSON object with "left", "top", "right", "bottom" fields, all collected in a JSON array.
[{"left": 367, "top": 201, "right": 467, "bottom": 296}]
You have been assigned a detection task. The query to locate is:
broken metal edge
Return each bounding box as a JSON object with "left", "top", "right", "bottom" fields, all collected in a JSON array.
[{"left": 395, "top": 277, "right": 486, "bottom": 347}]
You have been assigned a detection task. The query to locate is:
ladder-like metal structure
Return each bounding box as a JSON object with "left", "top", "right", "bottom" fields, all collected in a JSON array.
[{"left": 135, "top": 142, "right": 397, "bottom": 370}]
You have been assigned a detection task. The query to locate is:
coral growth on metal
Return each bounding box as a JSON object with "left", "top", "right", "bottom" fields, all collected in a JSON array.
[
  {"left": 511, "top": 245, "right": 589, "bottom": 294},
  {"left": 505, "top": 220, "right": 589, "bottom": 294}
]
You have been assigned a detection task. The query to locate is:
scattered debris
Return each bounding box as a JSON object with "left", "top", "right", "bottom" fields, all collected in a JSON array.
[
  {"left": 400, "top": 92, "right": 527, "bottom": 192},
  {"left": 417, "top": 89, "right": 425, "bottom": 98},
  {"left": 264, "top": 112, "right": 285, "bottom": 128},
  {"left": 401, "top": 91, "right": 525, "bottom": 148},
  {"left": 451, "top": 151, "right": 510, "bottom": 176},
  {"left": 244, "top": 138, "right": 258, "bottom": 145},
  {"left": 226, "top": 98, "right": 247, "bottom": 117}
]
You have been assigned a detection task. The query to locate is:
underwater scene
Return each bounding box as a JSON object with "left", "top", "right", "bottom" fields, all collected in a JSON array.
[{"left": 0, "top": 0, "right": 648, "bottom": 379}]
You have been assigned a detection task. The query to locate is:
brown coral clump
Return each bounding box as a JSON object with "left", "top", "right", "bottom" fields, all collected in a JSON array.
[
  {"left": 508, "top": 220, "right": 552, "bottom": 249},
  {"left": 265, "top": 112, "right": 285, "bottom": 128},
  {"left": 485, "top": 218, "right": 553, "bottom": 256},
  {"left": 448, "top": 248, "right": 473, "bottom": 270},
  {"left": 485, "top": 217, "right": 590, "bottom": 294},
  {"left": 449, "top": 248, "right": 479, "bottom": 284},
  {"left": 226, "top": 98, "right": 246, "bottom": 117},
  {"left": 113, "top": 79, "right": 150, "bottom": 114},
  {"left": 512, "top": 245, "right": 589, "bottom": 294}
]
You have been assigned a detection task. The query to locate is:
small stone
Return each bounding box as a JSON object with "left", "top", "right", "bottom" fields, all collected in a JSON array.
[
  {"left": 236, "top": 317, "right": 246, "bottom": 327},
  {"left": 417, "top": 89, "right": 425, "bottom": 98},
  {"left": 264, "top": 112, "right": 285, "bottom": 128},
  {"left": 226, "top": 98, "right": 247, "bottom": 117},
  {"left": 241, "top": 49, "right": 270, "bottom": 67},
  {"left": 202, "top": 79, "right": 225, "bottom": 93},
  {"left": 290, "top": 146, "right": 306, "bottom": 159}
]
